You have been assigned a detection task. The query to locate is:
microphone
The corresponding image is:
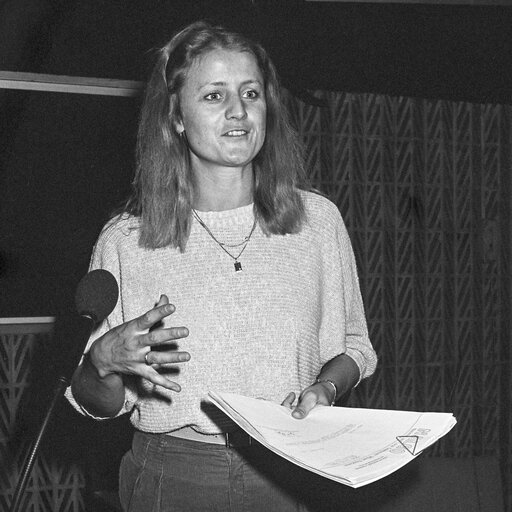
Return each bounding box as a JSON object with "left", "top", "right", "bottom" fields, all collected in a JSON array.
[
  {"left": 56, "top": 269, "right": 119, "bottom": 384},
  {"left": 75, "top": 268, "right": 119, "bottom": 323}
]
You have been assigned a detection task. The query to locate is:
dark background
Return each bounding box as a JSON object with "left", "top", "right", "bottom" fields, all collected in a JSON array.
[{"left": 1, "top": 0, "right": 512, "bottom": 316}]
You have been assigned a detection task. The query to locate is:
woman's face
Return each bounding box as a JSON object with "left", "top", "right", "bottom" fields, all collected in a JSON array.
[{"left": 175, "top": 48, "right": 267, "bottom": 175}]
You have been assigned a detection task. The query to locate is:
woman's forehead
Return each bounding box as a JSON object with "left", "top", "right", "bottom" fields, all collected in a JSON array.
[{"left": 185, "top": 48, "right": 263, "bottom": 85}]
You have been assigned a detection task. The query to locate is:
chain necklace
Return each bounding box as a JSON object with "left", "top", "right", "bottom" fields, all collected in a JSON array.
[{"left": 192, "top": 209, "right": 257, "bottom": 272}]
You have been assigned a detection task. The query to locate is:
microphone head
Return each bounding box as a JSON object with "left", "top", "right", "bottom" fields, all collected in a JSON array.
[{"left": 75, "top": 269, "right": 119, "bottom": 323}]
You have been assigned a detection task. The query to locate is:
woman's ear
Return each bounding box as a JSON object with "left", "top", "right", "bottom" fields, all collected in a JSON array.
[
  {"left": 174, "top": 118, "right": 185, "bottom": 135},
  {"left": 170, "top": 97, "right": 184, "bottom": 134}
]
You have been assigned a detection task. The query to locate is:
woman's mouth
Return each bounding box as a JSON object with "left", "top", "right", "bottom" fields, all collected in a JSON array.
[{"left": 224, "top": 130, "right": 248, "bottom": 137}]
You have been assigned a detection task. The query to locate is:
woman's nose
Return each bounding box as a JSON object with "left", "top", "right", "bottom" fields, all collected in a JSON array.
[{"left": 225, "top": 95, "right": 247, "bottom": 120}]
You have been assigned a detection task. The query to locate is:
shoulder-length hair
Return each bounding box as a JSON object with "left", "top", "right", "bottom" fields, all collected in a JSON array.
[{"left": 125, "top": 20, "right": 308, "bottom": 250}]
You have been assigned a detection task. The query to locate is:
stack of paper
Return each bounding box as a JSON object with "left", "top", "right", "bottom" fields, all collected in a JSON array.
[{"left": 208, "top": 391, "right": 456, "bottom": 488}]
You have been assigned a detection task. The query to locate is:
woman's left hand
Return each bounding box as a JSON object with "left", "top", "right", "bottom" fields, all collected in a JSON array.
[{"left": 281, "top": 382, "right": 334, "bottom": 419}]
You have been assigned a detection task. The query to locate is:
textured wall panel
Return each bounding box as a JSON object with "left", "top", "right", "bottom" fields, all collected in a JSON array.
[
  {"left": 299, "top": 91, "right": 511, "bottom": 511},
  {"left": 1, "top": 329, "right": 85, "bottom": 512}
]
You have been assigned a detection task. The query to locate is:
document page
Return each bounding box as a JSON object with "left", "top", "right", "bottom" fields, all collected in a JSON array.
[{"left": 208, "top": 391, "right": 456, "bottom": 488}]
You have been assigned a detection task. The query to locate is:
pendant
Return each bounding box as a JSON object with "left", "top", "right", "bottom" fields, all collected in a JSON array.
[{"left": 234, "top": 261, "right": 242, "bottom": 272}]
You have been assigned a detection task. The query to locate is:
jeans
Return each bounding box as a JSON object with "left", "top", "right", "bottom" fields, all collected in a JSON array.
[{"left": 118, "top": 430, "right": 317, "bottom": 512}]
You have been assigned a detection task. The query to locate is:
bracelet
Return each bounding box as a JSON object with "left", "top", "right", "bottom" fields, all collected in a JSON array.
[{"left": 316, "top": 378, "right": 338, "bottom": 406}]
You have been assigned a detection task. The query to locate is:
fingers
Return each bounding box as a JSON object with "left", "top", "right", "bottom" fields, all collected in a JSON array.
[
  {"left": 132, "top": 296, "right": 189, "bottom": 349},
  {"left": 292, "top": 388, "right": 320, "bottom": 419},
  {"left": 281, "top": 392, "right": 296, "bottom": 409},
  {"left": 145, "top": 326, "right": 189, "bottom": 347},
  {"left": 139, "top": 367, "right": 183, "bottom": 392},
  {"left": 135, "top": 301, "right": 176, "bottom": 332},
  {"left": 156, "top": 294, "right": 169, "bottom": 307},
  {"left": 144, "top": 349, "right": 190, "bottom": 366}
]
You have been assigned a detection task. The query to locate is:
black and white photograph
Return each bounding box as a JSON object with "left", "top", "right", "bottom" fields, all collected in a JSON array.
[{"left": 0, "top": 1, "right": 510, "bottom": 511}]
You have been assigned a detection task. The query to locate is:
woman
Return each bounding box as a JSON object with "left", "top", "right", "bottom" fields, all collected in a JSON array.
[{"left": 66, "top": 20, "right": 377, "bottom": 512}]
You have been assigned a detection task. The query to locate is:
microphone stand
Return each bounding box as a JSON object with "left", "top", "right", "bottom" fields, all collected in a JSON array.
[
  {"left": 9, "top": 377, "right": 69, "bottom": 512},
  {"left": 9, "top": 315, "right": 94, "bottom": 512}
]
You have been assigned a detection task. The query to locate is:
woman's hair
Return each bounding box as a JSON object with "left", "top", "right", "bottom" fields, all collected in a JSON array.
[{"left": 125, "top": 20, "right": 308, "bottom": 250}]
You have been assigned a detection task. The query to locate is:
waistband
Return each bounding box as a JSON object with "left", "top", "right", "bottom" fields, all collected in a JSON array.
[{"left": 153, "top": 426, "right": 254, "bottom": 448}]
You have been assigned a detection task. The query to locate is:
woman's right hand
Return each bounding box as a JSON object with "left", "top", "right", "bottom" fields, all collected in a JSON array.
[{"left": 88, "top": 294, "right": 190, "bottom": 392}]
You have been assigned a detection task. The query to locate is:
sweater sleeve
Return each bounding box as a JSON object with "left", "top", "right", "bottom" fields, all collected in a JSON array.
[
  {"left": 313, "top": 195, "right": 377, "bottom": 384},
  {"left": 64, "top": 218, "right": 137, "bottom": 419},
  {"left": 335, "top": 212, "right": 377, "bottom": 383}
]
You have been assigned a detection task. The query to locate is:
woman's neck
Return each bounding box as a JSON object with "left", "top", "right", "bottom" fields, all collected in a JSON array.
[{"left": 192, "top": 165, "right": 254, "bottom": 212}]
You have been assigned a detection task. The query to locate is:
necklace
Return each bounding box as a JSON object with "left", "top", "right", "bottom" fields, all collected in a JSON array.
[{"left": 192, "top": 209, "right": 257, "bottom": 272}]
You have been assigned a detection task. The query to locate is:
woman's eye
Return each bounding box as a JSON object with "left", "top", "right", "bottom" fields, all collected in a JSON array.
[
  {"left": 204, "top": 92, "right": 221, "bottom": 101},
  {"left": 244, "top": 90, "right": 259, "bottom": 99}
]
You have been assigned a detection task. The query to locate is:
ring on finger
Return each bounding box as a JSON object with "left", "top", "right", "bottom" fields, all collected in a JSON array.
[{"left": 144, "top": 351, "right": 152, "bottom": 365}]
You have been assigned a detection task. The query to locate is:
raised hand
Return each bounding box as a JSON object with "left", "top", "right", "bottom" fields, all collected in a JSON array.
[{"left": 88, "top": 294, "right": 190, "bottom": 391}]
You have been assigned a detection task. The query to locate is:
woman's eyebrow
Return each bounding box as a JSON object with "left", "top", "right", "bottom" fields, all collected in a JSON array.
[{"left": 199, "top": 79, "right": 263, "bottom": 89}]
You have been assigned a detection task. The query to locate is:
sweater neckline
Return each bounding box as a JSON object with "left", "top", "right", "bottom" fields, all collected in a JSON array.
[{"left": 193, "top": 203, "right": 254, "bottom": 228}]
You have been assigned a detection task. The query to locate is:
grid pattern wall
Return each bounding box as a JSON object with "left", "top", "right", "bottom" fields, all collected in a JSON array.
[
  {"left": 287, "top": 91, "right": 511, "bottom": 512},
  {"left": 0, "top": 331, "right": 85, "bottom": 511},
  {"left": 0, "top": 92, "right": 510, "bottom": 511}
]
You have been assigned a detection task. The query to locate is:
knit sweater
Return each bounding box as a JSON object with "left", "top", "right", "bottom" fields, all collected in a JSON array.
[{"left": 66, "top": 191, "right": 377, "bottom": 434}]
